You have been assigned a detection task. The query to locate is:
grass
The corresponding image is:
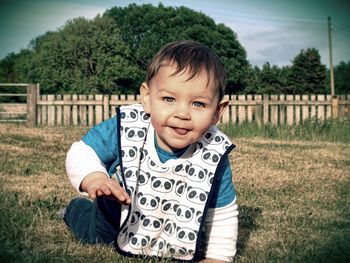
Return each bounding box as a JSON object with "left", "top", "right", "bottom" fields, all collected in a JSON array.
[
  {"left": 1, "top": 122, "right": 349, "bottom": 262},
  {"left": 221, "top": 118, "right": 350, "bottom": 143}
]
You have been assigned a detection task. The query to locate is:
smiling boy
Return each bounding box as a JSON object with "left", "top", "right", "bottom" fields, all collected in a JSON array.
[{"left": 64, "top": 40, "right": 238, "bottom": 262}]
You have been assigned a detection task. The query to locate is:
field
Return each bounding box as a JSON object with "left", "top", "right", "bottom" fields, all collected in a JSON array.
[{"left": 0, "top": 123, "right": 349, "bottom": 262}]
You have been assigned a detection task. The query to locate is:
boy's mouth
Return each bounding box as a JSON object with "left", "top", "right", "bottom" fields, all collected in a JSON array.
[{"left": 172, "top": 127, "right": 190, "bottom": 136}]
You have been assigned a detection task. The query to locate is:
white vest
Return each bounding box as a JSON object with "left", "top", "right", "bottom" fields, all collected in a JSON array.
[{"left": 114, "top": 104, "right": 234, "bottom": 262}]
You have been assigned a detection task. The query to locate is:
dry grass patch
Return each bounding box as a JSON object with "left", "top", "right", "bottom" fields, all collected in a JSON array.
[{"left": 1, "top": 123, "right": 349, "bottom": 263}]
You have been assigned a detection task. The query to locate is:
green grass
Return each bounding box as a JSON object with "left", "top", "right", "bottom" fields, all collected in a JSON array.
[
  {"left": 1, "top": 123, "right": 349, "bottom": 262},
  {"left": 221, "top": 118, "right": 350, "bottom": 143}
]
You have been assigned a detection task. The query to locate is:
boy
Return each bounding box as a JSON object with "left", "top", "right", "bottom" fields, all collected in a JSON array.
[{"left": 64, "top": 40, "right": 238, "bottom": 262}]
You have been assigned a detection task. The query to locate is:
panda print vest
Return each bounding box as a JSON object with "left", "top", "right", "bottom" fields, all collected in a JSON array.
[{"left": 115, "top": 104, "right": 234, "bottom": 262}]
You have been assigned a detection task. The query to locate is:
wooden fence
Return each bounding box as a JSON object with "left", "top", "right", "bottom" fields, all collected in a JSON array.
[
  {"left": 1, "top": 84, "right": 350, "bottom": 126},
  {"left": 0, "top": 83, "right": 28, "bottom": 123}
]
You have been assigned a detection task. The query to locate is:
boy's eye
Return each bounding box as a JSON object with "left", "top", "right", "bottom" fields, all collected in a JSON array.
[
  {"left": 163, "top": 97, "right": 175, "bottom": 103},
  {"left": 192, "top": 101, "right": 205, "bottom": 108}
]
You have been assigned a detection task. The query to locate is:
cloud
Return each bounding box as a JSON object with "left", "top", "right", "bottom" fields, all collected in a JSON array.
[
  {"left": 0, "top": 0, "right": 105, "bottom": 58},
  {"left": 226, "top": 17, "right": 342, "bottom": 67},
  {"left": 1, "top": 0, "right": 349, "bottom": 67}
]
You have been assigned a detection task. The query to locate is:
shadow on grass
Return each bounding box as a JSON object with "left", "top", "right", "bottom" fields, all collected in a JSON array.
[
  {"left": 0, "top": 190, "right": 70, "bottom": 263},
  {"left": 236, "top": 206, "right": 262, "bottom": 256}
]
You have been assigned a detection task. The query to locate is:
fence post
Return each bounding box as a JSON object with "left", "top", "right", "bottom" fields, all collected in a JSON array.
[
  {"left": 331, "top": 95, "right": 339, "bottom": 119},
  {"left": 103, "top": 94, "right": 110, "bottom": 121},
  {"left": 263, "top": 94, "right": 269, "bottom": 125},
  {"left": 26, "top": 84, "right": 38, "bottom": 126}
]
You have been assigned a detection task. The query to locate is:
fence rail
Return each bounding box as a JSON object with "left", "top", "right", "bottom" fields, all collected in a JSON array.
[
  {"left": 0, "top": 83, "right": 28, "bottom": 123},
  {"left": 1, "top": 84, "right": 349, "bottom": 126}
]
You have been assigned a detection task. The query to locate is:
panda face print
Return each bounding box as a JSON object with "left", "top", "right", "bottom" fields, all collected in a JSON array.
[
  {"left": 126, "top": 186, "right": 135, "bottom": 197},
  {"left": 125, "top": 127, "right": 147, "bottom": 142},
  {"left": 151, "top": 177, "right": 175, "bottom": 193},
  {"left": 140, "top": 215, "right": 164, "bottom": 232},
  {"left": 188, "top": 164, "right": 208, "bottom": 183},
  {"left": 203, "top": 131, "right": 224, "bottom": 145},
  {"left": 147, "top": 159, "right": 169, "bottom": 173},
  {"left": 223, "top": 141, "right": 231, "bottom": 151},
  {"left": 140, "top": 110, "right": 150, "bottom": 123},
  {"left": 138, "top": 170, "right": 151, "bottom": 186},
  {"left": 201, "top": 148, "right": 221, "bottom": 166},
  {"left": 207, "top": 172, "right": 214, "bottom": 186},
  {"left": 120, "top": 108, "right": 138, "bottom": 122},
  {"left": 124, "top": 167, "right": 150, "bottom": 186},
  {"left": 175, "top": 181, "right": 187, "bottom": 197},
  {"left": 163, "top": 219, "right": 176, "bottom": 236},
  {"left": 161, "top": 199, "right": 179, "bottom": 216},
  {"left": 167, "top": 244, "right": 193, "bottom": 256},
  {"left": 120, "top": 226, "right": 128, "bottom": 236},
  {"left": 130, "top": 211, "right": 141, "bottom": 226},
  {"left": 124, "top": 166, "right": 138, "bottom": 182},
  {"left": 118, "top": 226, "right": 129, "bottom": 243},
  {"left": 193, "top": 142, "right": 204, "bottom": 155},
  {"left": 195, "top": 211, "right": 202, "bottom": 225},
  {"left": 176, "top": 227, "right": 197, "bottom": 244},
  {"left": 128, "top": 232, "right": 150, "bottom": 250},
  {"left": 121, "top": 146, "right": 138, "bottom": 162},
  {"left": 175, "top": 205, "right": 195, "bottom": 222},
  {"left": 150, "top": 237, "right": 166, "bottom": 253},
  {"left": 140, "top": 148, "right": 148, "bottom": 163},
  {"left": 172, "top": 162, "right": 191, "bottom": 177},
  {"left": 186, "top": 186, "right": 208, "bottom": 205},
  {"left": 137, "top": 193, "right": 160, "bottom": 211}
]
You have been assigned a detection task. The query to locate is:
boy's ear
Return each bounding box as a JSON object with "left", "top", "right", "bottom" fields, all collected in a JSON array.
[
  {"left": 140, "top": 82, "right": 151, "bottom": 114},
  {"left": 212, "top": 98, "right": 229, "bottom": 124}
]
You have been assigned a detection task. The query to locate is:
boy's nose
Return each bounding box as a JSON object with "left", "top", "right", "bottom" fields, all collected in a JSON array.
[{"left": 174, "top": 104, "right": 190, "bottom": 120}]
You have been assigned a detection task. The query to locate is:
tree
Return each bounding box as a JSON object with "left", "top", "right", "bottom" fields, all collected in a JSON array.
[
  {"left": 0, "top": 50, "right": 33, "bottom": 102},
  {"left": 28, "top": 15, "right": 140, "bottom": 94},
  {"left": 327, "top": 61, "right": 350, "bottom": 94},
  {"left": 244, "top": 65, "right": 261, "bottom": 94},
  {"left": 244, "top": 63, "right": 290, "bottom": 94},
  {"left": 258, "top": 62, "right": 287, "bottom": 94},
  {"left": 104, "top": 4, "right": 249, "bottom": 93},
  {"left": 0, "top": 49, "right": 33, "bottom": 83},
  {"left": 288, "top": 48, "right": 327, "bottom": 94},
  {"left": 0, "top": 4, "right": 250, "bottom": 94},
  {"left": 0, "top": 53, "right": 17, "bottom": 83}
]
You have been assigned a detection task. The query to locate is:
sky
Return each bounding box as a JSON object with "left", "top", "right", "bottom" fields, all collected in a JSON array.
[{"left": 1, "top": 0, "right": 349, "bottom": 67}]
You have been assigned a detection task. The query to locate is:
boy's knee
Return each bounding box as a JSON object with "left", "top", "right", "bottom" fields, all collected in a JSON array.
[{"left": 63, "top": 197, "right": 93, "bottom": 227}]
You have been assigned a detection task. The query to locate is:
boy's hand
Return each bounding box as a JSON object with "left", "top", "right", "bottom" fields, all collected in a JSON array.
[{"left": 81, "top": 172, "right": 131, "bottom": 205}]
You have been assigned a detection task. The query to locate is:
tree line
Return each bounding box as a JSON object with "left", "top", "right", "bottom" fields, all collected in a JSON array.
[{"left": 0, "top": 3, "right": 349, "bottom": 96}]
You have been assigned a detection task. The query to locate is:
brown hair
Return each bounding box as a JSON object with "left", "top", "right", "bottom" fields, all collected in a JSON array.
[{"left": 146, "top": 40, "right": 227, "bottom": 101}]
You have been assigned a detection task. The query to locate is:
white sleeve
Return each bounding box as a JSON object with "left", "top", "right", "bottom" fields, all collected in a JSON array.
[
  {"left": 203, "top": 198, "right": 239, "bottom": 262},
  {"left": 65, "top": 140, "right": 109, "bottom": 195}
]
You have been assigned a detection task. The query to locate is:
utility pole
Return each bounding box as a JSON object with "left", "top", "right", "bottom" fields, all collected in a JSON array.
[
  {"left": 328, "top": 16, "right": 335, "bottom": 96},
  {"left": 328, "top": 16, "right": 338, "bottom": 119}
]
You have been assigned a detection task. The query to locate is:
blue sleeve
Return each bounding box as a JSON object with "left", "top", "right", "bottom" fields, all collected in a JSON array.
[
  {"left": 209, "top": 155, "right": 236, "bottom": 208},
  {"left": 82, "top": 116, "right": 120, "bottom": 175}
]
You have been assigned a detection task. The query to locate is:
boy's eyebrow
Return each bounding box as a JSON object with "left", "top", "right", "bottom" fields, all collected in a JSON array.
[
  {"left": 155, "top": 86, "right": 175, "bottom": 94},
  {"left": 192, "top": 95, "right": 215, "bottom": 102}
]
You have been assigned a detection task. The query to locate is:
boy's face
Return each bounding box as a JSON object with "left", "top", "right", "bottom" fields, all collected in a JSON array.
[{"left": 141, "top": 63, "right": 228, "bottom": 152}]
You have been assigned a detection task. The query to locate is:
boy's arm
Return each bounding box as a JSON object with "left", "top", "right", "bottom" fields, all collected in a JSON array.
[
  {"left": 66, "top": 115, "right": 120, "bottom": 194},
  {"left": 66, "top": 140, "right": 109, "bottom": 195},
  {"left": 203, "top": 198, "right": 239, "bottom": 262},
  {"left": 66, "top": 140, "right": 130, "bottom": 204}
]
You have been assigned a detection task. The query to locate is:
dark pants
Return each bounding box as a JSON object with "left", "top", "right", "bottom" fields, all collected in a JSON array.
[{"left": 63, "top": 196, "right": 121, "bottom": 245}]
